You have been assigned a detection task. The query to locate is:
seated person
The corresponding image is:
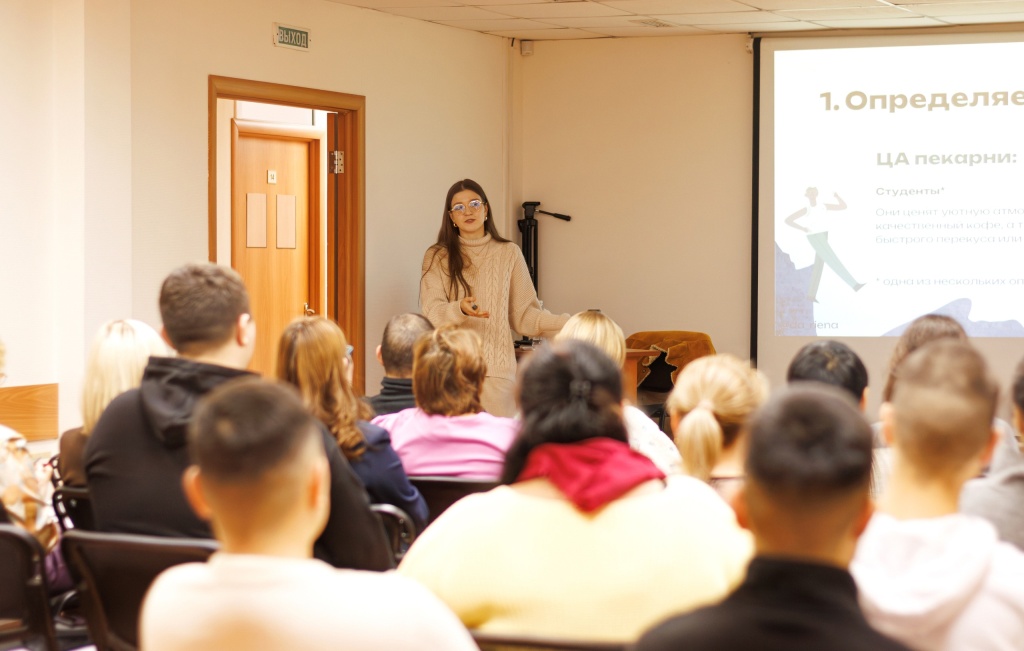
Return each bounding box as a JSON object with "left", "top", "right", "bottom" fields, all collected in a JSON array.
[
  {"left": 85, "top": 263, "right": 391, "bottom": 570},
  {"left": 960, "top": 354, "right": 1024, "bottom": 551},
  {"left": 786, "top": 340, "right": 868, "bottom": 407},
  {"left": 667, "top": 355, "right": 768, "bottom": 502},
  {"left": 140, "top": 379, "right": 476, "bottom": 651},
  {"left": 372, "top": 324, "right": 518, "bottom": 479},
  {"left": 277, "top": 316, "right": 428, "bottom": 531},
  {"left": 637, "top": 385, "right": 911, "bottom": 651},
  {"left": 367, "top": 313, "right": 433, "bottom": 416},
  {"left": 398, "top": 340, "right": 752, "bottom": 643},
  {"left": 60, "top": 319, "right": 170, "bottom": 487},
  {"left": 554, "top": 310, "right": 682, "bottom": 475},
  {"left": 852, "top": 340, "right": 1024, "bottom": 650}
]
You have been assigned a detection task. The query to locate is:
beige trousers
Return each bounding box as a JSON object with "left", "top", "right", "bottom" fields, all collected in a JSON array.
[{"left": 481, "top": 376, "right": 517, "bottom": 418}]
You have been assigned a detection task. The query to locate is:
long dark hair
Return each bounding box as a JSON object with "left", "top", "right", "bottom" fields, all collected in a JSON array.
[
  {"left": 425, "top": 179, "right": 511, "bottom": 299},
  {"left": 500, "top": 340, "right": 628, "bottom": 484}
]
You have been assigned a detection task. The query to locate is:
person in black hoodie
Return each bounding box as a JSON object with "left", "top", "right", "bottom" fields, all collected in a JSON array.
[{"left": 84, "top": 263, "right": 392, "bottom": 571}]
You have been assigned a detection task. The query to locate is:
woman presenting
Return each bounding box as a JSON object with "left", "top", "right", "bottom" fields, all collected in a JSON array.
[{"left": 420, "top": 179, "right": 569, "bottom": 417}]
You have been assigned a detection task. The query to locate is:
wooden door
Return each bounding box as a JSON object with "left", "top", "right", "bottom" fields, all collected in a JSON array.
[{"left": 231, "top": 120, "right": 321, "bottom": 376}]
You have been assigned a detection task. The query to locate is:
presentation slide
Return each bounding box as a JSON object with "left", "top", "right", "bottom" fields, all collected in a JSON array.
[{"left": 772, "top": 40, "right": 1024, "bottom": 338}]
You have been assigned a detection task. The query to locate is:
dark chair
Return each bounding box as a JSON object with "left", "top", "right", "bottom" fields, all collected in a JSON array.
[
  {"left": 370, "top": 503, "right": 416, "bottom": 563},
  {"left": 52, "top": 487, "right": 95, "bottom": 534},
  {"left": 62, "top": 530, "right": 218, "bottom": 651},
  {"left": 471, "top": 629, "right": 628, "bottom": 651},
  {"left": 47, "top": 454, "right": 62, "bottom": 490},
  {"left": 0, "top": 524, "right": 60, "bottom": 651},
  {"left": 409, "top": 476, "right": 499, "bottom": 527}
]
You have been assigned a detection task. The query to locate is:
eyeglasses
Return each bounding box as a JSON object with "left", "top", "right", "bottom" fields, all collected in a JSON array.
[
  {"left": 450, "top": 199, "right": 484, "bottom": 215},
  {"left": 345, "top": 345, "right": 354, "bottom": 359}
]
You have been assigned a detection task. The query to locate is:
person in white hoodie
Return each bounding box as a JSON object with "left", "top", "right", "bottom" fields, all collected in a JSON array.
[{"left": 851, "top": 340, "right": 1024, "bottom": 651}]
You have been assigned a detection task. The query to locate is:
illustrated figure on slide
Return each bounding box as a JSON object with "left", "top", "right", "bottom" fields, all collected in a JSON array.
[{"left": 785, "top": 187, "right": 864, "bottom": 302}]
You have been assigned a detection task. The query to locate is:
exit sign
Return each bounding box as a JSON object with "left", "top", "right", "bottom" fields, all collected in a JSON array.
[{"left": 273, "top": 23, "right": 310, "bottom": 52}]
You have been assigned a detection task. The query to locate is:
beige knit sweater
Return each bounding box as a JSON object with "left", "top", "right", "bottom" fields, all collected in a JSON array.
[{"left": 420, "top": 234, "right": 569, "bottom": 382}]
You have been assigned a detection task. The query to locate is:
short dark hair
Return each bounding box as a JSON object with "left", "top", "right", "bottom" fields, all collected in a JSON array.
[
  {"left": 159, "top": 263, "right": 250, "bottom": 354},
  {"left": 747, "top": 384, "right": 873, "bottom": 507},
  {"left": 890, "top": 340, "right": 997, "bottom": 474},
  {"left": 787, "top": 341, "right": 868, "bottom": 403},
  {"left": 381, "top": 313, "right": 433, "bottom": 376},
  {"left": 189, "top": 378, "right": 318, "bottom": 485},
  {"left": 501, "top": 340, "right": 628, "bottom": 484}
]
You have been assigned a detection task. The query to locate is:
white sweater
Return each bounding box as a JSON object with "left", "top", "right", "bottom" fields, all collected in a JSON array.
[{"left": 141, "top": 553, "right": 477, "bottom": 651}]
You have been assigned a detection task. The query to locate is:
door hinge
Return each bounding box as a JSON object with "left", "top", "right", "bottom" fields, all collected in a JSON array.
[{"left": 330, "top": 150, "right": 345, "bottom": 174}]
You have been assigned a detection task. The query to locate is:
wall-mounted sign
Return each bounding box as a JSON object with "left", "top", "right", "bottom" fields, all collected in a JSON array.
[{"left": 273, "top": 23, "right": 310, "bottom": 52}]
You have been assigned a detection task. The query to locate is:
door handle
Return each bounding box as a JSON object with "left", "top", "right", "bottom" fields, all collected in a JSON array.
[{"left": 304, "top": 302, "right": 316, "bottom": 316}]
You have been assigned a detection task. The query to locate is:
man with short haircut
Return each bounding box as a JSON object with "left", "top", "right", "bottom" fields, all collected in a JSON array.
[
  {"left": 367, "top": 313, "right": 433, "bottom": 416},
  {"left": 141, "top": 380, "right": 476, "bottom": 651},
  {"left": 852, "top": 340, "right": 1024, "bottom": 650},
  {"left": 961, "top": 355, "right": 1024, "bottom": 551},
  {"left": 787, "top": 340, "right": 868, "bottom": 407},
  {"left": 85, "top": 263, "right": 391, "bottom": 570},
  {"left": 637, "top": 385, "right": 910, "bottom": 651}
]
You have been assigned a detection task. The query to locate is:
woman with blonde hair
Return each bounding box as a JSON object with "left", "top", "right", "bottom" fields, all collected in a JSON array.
[
  {"left": 372, "top": 323, "right": 519, "bottom": 479},
  {"left": 555, "top": 310, "right": 682, "bottom": 475},
  {"left": 277, "top": 316, "right": 427, "bottom": 530},
  {"left": 59, "top": 319, "right": 170, "bottom": 486},
  {"left": 668, "top": 355, "right": 768, "bottom": 502}
]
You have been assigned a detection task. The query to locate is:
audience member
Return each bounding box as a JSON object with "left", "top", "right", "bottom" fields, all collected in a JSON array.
[
  {"left": 554, "top": 310, "right": 682, "bottom": 475},
  {"left": 367, "top": 313, "right": 433, "bottom": 416},
  {"left": 372, "top": 324, "right": 518, "bottom": 479},
  {"left": 667, "top": 354, "right": 768, "bottom": 502},
  {"left": 637, "top": 385, "right": 911, "bottom": 651},
  {"left": 140, "top": 380, "right": 476, "bottom": 651},
  {"left": 787, "top": 340, "right": 868, "bottom": 406},
  {"left": 873, "top": 315, "right": 1019, "bottom": 497},
  {"left": 277, "top": 316, "right": 427, "bottom": 530},
  {"left": 398, "top": 341, "right": 752, "bottom": 642},
  {"left": 58, "top": 319, "right": 169, "bottom": 487},
  {"left": 852, "top": 340, "right": 1024, "bottom": 650},
  {"left": 0, "top": 338, "right": 70, "bottom": 593},
  {"left": 85, "top": 263, "right": 391, "bottom": 570},
  {"left": 960, "top": 355, "right": 1024, "bottom": 551}
]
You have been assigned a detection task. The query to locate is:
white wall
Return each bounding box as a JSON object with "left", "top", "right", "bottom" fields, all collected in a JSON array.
[
  {"left": 517, "top": 35, "right": 754, "bottom": 359},
  {"left": 129, "top": 0, "right": 510, "bottom": 392}
]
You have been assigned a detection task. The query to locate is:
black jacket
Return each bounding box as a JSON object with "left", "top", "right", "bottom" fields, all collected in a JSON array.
[
  {"left": 636, "top": 556, "right": 912, "bottom": 651},
  {"left": 84, "top": 356, "right": 393, "bottom": 570}
]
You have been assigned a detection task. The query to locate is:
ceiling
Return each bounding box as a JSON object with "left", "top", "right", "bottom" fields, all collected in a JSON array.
[{"left": 324, "top": 0, "right": 1024, "bottom": 40}]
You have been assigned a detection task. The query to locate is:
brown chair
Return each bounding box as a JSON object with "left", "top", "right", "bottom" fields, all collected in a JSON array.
[
  {"left": 53, "top": 486, "right": 95, "bottom": 534},
  {"left": 409, "top": 476, "right": 499, "bottom": 527},
  {"left": 626, "top": 330, "right": 716, "bottom": 431},
  {"left": 62, "top": 529, "right": 218, "bottom": 651},
  {"left": 371, "top": 503, "right": 416, "bottom": 563},
  {"left": 471, "top": 629, "right": 628, "bottom": 651},
  {"left": 0, "top": 524, "right": 60, "bottom": 651}
]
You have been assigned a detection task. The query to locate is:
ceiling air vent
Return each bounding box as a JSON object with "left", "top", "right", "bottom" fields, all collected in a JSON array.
[{"left": 629, "top": 18, "right": 677, "bottom": 27}]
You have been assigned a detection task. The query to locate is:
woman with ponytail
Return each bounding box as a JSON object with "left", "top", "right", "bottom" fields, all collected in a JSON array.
[
  {"left": 398, "top": 340, "right": 752, "bottom": 642},
  {"left": 668, "top": 355, "right": 768, "bottom": 502}
]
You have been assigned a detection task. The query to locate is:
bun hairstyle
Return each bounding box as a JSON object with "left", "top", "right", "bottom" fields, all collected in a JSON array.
[
  {"left": 667, "top": 355, "right": 769, "bottom": 482},
  {"left": 412, "top": 324, "right": 487, "bottom": 417},
  {"left": 500, "top": 340, "right": 628, "bottom": 484}
]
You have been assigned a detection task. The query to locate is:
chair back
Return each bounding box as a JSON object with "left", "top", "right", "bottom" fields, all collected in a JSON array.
[
  {"left": 53, "top": 486, "right": 96, "bottom": 533},
  {"left": 62, "top": 529, "right": 218, "bottom": 651},
  {"left": 409, "top": 476, "right": 499, "bottom": 526},
  {"left": 370, "top": 503, "right": 416, "bottom": 563},
  {"left": 471, "top": 630, "right": 628, "bottom": 651},
  {"left": 0, "top": 524, "right": 59, "bottom": 651}
]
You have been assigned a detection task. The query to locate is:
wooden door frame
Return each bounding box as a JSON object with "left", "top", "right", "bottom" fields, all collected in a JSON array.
[{"left": 208, "top": 76, "right": 366, "bottom": 391}]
